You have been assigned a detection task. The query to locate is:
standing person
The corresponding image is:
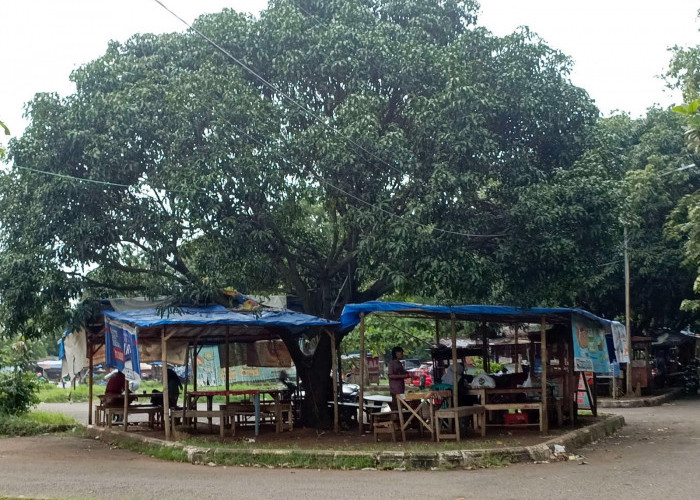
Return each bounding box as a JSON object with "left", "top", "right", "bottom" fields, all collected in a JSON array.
[
  {"left": 388, "top": 346, "right": 411, "bottom": 409},
  {"left": 167, "top": 367, "right": 183, "bottom": 409}
]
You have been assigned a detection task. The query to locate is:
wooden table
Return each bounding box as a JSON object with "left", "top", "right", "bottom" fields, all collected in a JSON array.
[
  {"left": 96, "top": 393, "right": 162, "bottom": 431},
  {"left": 184, "top": 389, "right": 283, "bottom": 436},
  {"left": 467, "top": 387, "right": 547, "bottom": 432},
  {"left": 396, "top": 390, "right": 452, "bottom": 441}
]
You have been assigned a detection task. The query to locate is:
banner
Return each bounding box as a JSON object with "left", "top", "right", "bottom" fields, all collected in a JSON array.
[
  {"left": 609, "top": 321, "right": 630, "bottom": 363},
  {"left": 105, "top": 319, "right": 141, "bottom": 381},
  {"left": 572, "top": 317, "right": 611, "bottom": 374},
  {"left": 576, "top": 373, "right": 593, "bottom": 410}
]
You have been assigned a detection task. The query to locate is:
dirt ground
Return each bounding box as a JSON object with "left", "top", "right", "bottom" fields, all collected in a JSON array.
[{"left": 4, "top": 398, "right": 699, "bottom": 499}]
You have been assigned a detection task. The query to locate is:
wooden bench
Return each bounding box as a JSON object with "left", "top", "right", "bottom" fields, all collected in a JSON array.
[
  {"left": 435, "top": 405, "right": 486, "bottom": 441},
  {"left": 220, "top": 402, "right": 293, "bottom": 435},
  {"left": 104, "top": 405, "right": 163, "bottom": 430}
]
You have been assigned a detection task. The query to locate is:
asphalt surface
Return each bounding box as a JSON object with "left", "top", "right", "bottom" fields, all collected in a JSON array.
[{"left": 2, "top": 398, "right": 700, "bottom": 499}]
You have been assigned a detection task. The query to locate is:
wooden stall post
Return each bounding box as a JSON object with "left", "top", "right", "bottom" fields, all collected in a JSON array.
[
  {"left": 540, "top": 316, "right": 549, "bottom": 433},
  {"left": 329, "top": 329, "right": 339, "bottom": 433},
  {"left": 592, "top": 373, "right": 598, "bottom": 417},
  {"left": 162, "top": 327, "right": 170, "bottom": 440},
  {"left": 225, "top": 328, "right": 230, "bottom": 405},
  {"left": 192, "top": 338, "right": 198, "bottom": 393},
  {"left": 123, "top": 373, "right": 129, "bottom": 431},
  {"left": 450, "top": 313, "right": 458, "bottom": 409},
  {"left": 514, "top": 324, "right": 519, "bottom": 374},
  {"left": 481, "top": 323, "right": 490, "bottom": 374},
  {"left": 182, "top": 343, "right": 190, "bottom": 423},
  {"left": 358, "top": 312, "right": 365, "bottom": 434},
  {"left": 435, "top": 319, "right": 440, "bottom": 347},
  {"left": 88, "top": 340, "right": 94, "bottom": 425}
]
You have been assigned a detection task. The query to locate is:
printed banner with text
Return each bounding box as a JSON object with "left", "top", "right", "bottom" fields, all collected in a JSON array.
[{"left": 105, "top": 319, "right": 141, "bottom": 381}]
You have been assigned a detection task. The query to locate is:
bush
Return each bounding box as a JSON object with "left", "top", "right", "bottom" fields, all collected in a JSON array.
[{"left": 0, "top": 369, "right": 39, "bottom": 415}]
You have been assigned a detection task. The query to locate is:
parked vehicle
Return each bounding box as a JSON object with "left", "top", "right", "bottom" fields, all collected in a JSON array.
[{"left": 408, "top": 367, "right": 433, "bottom": 388}]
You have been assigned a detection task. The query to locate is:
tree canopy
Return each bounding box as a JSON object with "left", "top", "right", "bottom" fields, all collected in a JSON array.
[{"left": 0, "top": 0, "right": 655, "bottom": 424}]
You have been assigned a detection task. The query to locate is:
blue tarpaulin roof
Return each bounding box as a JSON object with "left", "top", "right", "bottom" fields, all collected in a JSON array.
[
  {"left": 103, "top": 305, "right": 338, "bottom": 342},
  {"left": 339, "top": 301, "right": 612, "bottom": 332}
]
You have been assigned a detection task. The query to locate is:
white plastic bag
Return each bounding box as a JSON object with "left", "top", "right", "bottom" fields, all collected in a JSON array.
[{"left": 471, "top": 373, "right": 496, "bottom": 389}]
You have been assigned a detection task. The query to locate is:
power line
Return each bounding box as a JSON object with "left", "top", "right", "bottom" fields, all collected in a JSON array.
[{"left": 152, "top": 0, "right": 403, "bottom": 176}]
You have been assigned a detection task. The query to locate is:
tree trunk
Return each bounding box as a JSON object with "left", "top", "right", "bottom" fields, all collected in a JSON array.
[{"left": 279, "top": 329, "right": 333, "bottom": 429}]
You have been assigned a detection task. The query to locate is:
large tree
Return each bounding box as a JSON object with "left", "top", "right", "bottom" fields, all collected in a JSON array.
[{"left": 1, "top": 0, "right": 605, "bottom": 425}]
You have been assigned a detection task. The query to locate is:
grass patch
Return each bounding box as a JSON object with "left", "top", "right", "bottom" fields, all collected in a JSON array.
[
  {"left": 469, "top": 453, "right": 511, "bottom": 468},
  {"left": 110, "top": 438, "right": 188, "bottom": 462},
  {"left": 182, "top": 435, "right": 517, "bottom": 452},
  {"left": 211, "top": 450, "right": 375, "bottom": 469},
  {"left": 0, "top": 411, "right": 78, "bottom": 436}
]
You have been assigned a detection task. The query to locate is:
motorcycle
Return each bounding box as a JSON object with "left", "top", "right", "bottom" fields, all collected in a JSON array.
[{"left": 683, "top": 359, "right": 699, "bottom": 396}]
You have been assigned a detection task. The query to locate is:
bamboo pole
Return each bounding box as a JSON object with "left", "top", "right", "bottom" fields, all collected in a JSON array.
[
  {"left": 540, "top": 316, "right": 549, "bottom": 433},
  {"left": 435, "top": 319, "right": 440, "bottom": 347},
  {"left": 162, "top": 327, "right": 170, "bottom": 440},
  {"left": 358, "top": 312, "right": 365, "bottom": 434},
  {"left": 329, "top": 330, "right": 339, "bottom": 433},
  {"left": 450, "top": 313, "right": 458, "bottom": 409},
  {"left": 88, "top": 341, "right": 94, "bottom": 425}
]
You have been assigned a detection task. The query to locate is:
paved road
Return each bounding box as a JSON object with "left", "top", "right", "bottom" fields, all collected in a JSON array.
[{"left": 3, "top": 398, "right": 700, "bottom": 499}]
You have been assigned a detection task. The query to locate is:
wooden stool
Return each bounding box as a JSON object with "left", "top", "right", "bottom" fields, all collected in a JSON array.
[
  {"left": 435, "top": 405, "right": 486, "bottom": 441},
  {"left": 371, "top": 412, "right": 399, "bottom": 442}
]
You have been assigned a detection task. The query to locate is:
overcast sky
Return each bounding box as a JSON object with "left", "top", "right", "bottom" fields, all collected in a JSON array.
[{"left": 1, "top": 0, "right": 698, "bottom": 152}]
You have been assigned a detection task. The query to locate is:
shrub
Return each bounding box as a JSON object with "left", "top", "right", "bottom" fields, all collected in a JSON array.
[{"left": 0, "top": 369, "right": 39, "bottom": 415}]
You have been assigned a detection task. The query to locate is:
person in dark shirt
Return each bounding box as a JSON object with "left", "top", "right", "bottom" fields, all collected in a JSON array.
[
  {"left": 387, "top": 346, "right": 411, "bottom": 409},
  {"left": 167, "top": 368, "right": 183, "bottom": 408}
]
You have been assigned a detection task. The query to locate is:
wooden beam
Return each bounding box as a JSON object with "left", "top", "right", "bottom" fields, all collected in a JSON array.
[
  {"left": 329, "top": 329, "right": 339, "bottom": 433},
  {"left": 358, "top": 312, "right": 365, "bottom": 435},
  {"left": 481, "top": 323, "right": 489, "bottom": 374},
  {"left": 162, "top": 327, "right": 171, "bottom": 440},
  {"left": 540, "top": 316, "right": 549, "bottom": 433},
  {"left": 450, "top": 313, "right": 458, "bottom": 409}
]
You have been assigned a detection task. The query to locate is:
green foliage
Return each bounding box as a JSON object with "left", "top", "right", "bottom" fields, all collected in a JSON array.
[
  {"left": 0, "top": 339, "right": 39, "bottom": 415},
  {"left": 0, "top": 118, "right": 8, "bottom": 159},
  {"left": 0, "top": 411, "right": 77, "bottom": 437}
]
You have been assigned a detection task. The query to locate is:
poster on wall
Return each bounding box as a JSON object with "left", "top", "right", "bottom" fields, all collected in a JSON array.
[
  {"left": 105, "top": 319, "right": 141, "bottom": 381},
  {"left": 609, "top": 321, "right": 630, "bottom": 363},
  {"left": 572, "top": 316, "right": 611, "bottom": 374}
]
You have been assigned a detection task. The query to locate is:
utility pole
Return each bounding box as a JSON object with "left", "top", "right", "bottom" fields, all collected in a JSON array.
[{"left": 624, "top": 227, "right": 632, "bottom": 395}]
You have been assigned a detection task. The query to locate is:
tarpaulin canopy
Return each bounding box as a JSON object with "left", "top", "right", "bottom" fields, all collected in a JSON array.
[
  {"left": 103, "top": 305, "right": 338, "bottom": 343},
  {"left": 339, "top": 301, "right": 613, "bottom": 332}
]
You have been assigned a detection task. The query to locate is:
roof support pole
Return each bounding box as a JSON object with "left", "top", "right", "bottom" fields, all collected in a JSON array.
[
  {"left": 225, "top": 327, "right": 230, "bottom": 406},
  {"left": 540, "top": 316, "right": 549, "bottom": 433},
  {"left": 162, "top": 326, "right": 170, "bottom": 440},
  {"left": 193, "top": 338, "right": 198, "bottom": 392},
  {"left": 481, "top": 323, "right": 489, "bottom": 374},
  {"left": 514, "top": 324, "right": 519, "bottom": 374},
  {"left": 451, "top": 313, "right": 458, "bottom": 409},
  {"left": 328, "top": 329, "right": 339, "bottom": 433},
  {"left": 123, "top": 369, "right": 129, "bottom": 431},
  {"left": 88, "top": 339, "right": 94, "bottom": 425},
  {"left": 358, "top": 312, "right": 365, "bottom": 435}
]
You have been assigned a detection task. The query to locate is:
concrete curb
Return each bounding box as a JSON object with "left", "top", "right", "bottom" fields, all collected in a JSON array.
[
  {"left": 597, "top": 388, "right": 682, "bottom": 408},
  {"left": 84, "top": 414, "right": 625, "bottom": 470}
]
